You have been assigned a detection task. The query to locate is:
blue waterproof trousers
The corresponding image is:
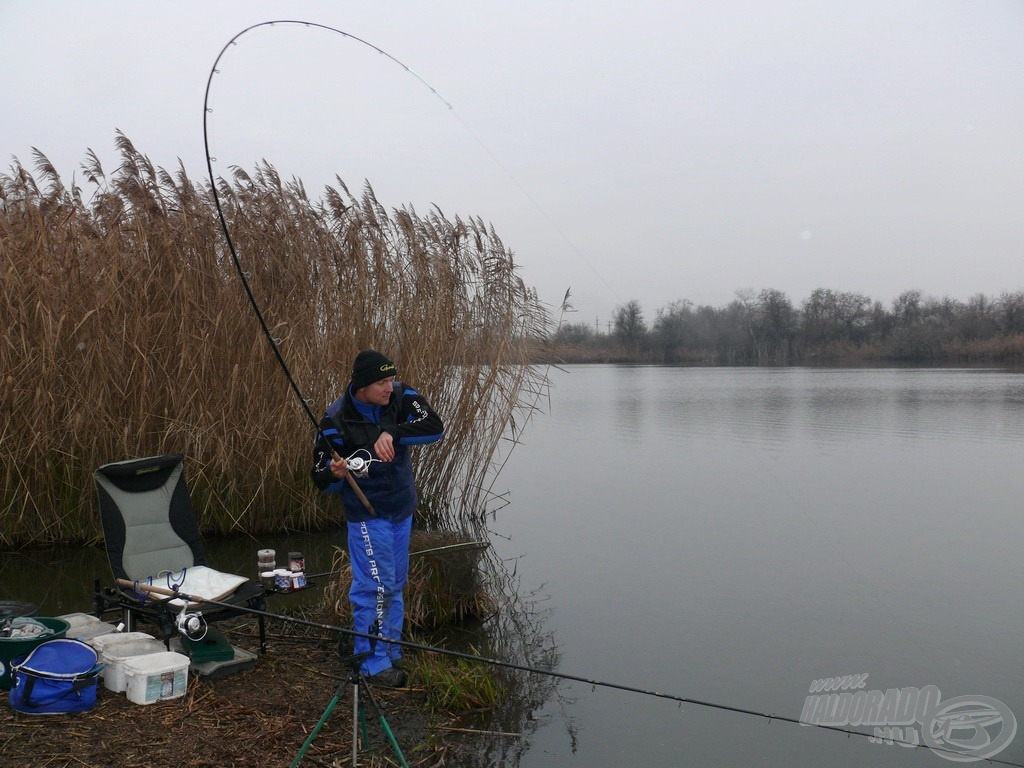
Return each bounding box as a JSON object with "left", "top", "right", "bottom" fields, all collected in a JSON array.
[{"left": 346, "top": 515, "right": 412, "bottom": 676}]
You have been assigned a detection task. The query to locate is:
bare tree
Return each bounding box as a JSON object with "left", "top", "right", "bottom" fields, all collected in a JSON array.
[
  {"left": 802, "top": 288, "right": 872, "bottom": 344},
  {"left": 613, "top": 299, "right": 647, "bottom": 354},
  {"left": 652, "top": 299, "right": 694, "bottom": 362},
  {"left": 892, "top": 290, "right": 923, "bottom": 328},
  {"left": 752, "top": 288, "right": 795, "bottom": 363},
  {"left": 996, "top": 291, "right": 1024, "bottom": 335}
]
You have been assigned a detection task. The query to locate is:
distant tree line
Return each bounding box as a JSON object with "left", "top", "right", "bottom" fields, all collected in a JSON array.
[{"left": 551, "top": 288, "right": 1024, "bottom": 365}]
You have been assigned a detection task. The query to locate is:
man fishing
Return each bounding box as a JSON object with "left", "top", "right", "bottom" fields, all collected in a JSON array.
[{"left": 311, "top": 349, "right": 444, "bottom": 687}]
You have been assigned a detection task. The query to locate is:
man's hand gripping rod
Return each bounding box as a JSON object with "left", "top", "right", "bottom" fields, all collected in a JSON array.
[
  {"left": 335, "top": 452, "right": 376, "bottom": 517},
  {"left": 319, "top": 431, "right": 375, "bottom": 517}
]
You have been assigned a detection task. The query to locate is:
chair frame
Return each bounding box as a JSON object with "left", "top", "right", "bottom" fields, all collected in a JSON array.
[{"left": 92, "top": 454, "right": 266, "bottom": 653}]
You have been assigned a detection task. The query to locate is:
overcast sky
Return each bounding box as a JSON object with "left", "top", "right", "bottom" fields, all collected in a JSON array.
[{"left": 3, "top": 1, "right": 1023, "bottom": 327}]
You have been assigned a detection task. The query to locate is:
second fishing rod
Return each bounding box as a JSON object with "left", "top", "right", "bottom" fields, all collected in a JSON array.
[{"left": 115, "top": 578, "right": 1024, "bottom": 768}]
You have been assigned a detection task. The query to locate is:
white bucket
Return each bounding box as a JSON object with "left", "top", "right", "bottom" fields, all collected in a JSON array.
[
  {"left": 123, "top": 651, "right": 190, "bottom": 705},
  {"left": 102, "top": 637, "right": 166, "bottom": 692},
  {"left": 91, "top": 630, "right": 156, "bottom": 653},
  {"left": 56, "top": 613, "right": 118, "bottom": 642}
]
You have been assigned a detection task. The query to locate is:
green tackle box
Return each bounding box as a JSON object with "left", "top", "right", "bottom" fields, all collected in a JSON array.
[{"left": 179, "top": 628, "right": 234, "bottom": 663}]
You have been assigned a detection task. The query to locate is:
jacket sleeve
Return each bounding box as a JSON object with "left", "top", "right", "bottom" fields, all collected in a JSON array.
[
  {"left": 391, "top": 385, "right": 444, "bottom": 446},
  {"left": 311, "top": 415, "right": 346, "bottom": 492}
]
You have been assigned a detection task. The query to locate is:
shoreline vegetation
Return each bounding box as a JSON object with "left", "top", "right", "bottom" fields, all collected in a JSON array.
[
  {"left": 1, "top": 135, "right": 557, "bottom": 766},
  {"left": 5, "top": 134, "right": 1023, "bottom": 547},
  {"left": 3, "top": 134, "right": 1022, "bottom": 550},
  {"left": 550, "top": 293, "right": 1024, "bottom": 367},
  {"left": 1, "top": 133, "right": 550, "bottom": 549}
]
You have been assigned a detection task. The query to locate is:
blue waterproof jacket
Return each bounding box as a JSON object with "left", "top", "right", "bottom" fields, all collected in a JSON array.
[{"left": 311, "top": 382, "right": 444, "bottom": 522}]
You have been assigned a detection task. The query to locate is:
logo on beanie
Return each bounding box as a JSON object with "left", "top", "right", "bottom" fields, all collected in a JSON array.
[{"left": 351, "top": 350, "right": 398, "bottom": 390}]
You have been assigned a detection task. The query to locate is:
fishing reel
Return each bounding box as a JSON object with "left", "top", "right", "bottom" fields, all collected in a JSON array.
[
  {"left": 346, "top": 456, "right": 368, "bottom": 476},
  {"left": 175, "top": 602, "right": 208, "bottom": 641},
  {"left": 345, "top": 451, "right": 378, "bottom": 478}
]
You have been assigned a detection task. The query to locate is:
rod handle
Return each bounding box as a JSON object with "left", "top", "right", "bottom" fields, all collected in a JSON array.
[{"left": 331, "top": 450, "right": 376, "bottom": 517}]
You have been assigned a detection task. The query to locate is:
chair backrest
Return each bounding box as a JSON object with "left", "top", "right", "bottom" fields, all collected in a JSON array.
[{"left": 94, "top": 454, "right": 208, "bottom": 582}]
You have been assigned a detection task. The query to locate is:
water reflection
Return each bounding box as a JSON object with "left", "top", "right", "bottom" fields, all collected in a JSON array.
[
  {"left": 490, "top": 365, "right": 1024, "bottom": 768},
  {"left": 0, "top": 544, "right": 108, "bottom": 616},
  {"left": 611, "top": 365, "right": 647, "bottom": 443},
  {"left": 443, "top": 531, "right": 567, "bottom": 766}
]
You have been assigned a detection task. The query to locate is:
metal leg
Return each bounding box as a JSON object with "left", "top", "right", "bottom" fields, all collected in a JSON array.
[
  {"left": 289, "top": 636, "right": 408, "bottom": 767},
  {"left": 357, "top": 673, "right": 409, "bottom": 768},
  {"left": 351, "top": 670, "right": 360, "bottom": 767}
]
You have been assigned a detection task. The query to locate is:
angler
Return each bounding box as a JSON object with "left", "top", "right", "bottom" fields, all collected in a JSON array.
[{"left": 312, "top": 349, "right": 444, "bottom": 687}]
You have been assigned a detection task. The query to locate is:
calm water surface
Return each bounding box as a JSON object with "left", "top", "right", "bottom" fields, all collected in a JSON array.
[{"left": 488, "top": 365, "right": 1024, "bottom": 767}]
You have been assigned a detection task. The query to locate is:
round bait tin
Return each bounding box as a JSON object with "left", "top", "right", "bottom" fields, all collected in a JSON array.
[
  {"left": 273, "top": 569, "right": 291, "bottom": 590},
  {"left": 260, "top": 571, "right": 276, "bottom": 590}
]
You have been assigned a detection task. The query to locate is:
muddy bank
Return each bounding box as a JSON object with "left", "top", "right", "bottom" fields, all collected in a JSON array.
[{"left": 0, "top": 618, "right": 506, "bottom": 768}]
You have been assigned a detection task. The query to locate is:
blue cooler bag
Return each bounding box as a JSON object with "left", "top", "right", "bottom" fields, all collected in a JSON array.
[{"left": 9, "top": 638, "right": 102, "bottom": 714}]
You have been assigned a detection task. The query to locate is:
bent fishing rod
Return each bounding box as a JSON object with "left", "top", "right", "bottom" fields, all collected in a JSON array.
[
  {"left": 200, "top": 21, "right": 452, "bottom": 516},
  {"left": 196, "top": 25, "right": 1021, "bottom": 766},
  {"left": 117, "top": 579, "right": 1022, "bottom": 767}
]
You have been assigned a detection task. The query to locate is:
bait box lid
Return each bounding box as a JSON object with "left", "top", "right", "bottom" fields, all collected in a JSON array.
[
  {"left": 179, "top": 628, "right": 234, "bottom": 663},
  {"left": 170, "top": 636, "right": 257, "bottom": 678}
]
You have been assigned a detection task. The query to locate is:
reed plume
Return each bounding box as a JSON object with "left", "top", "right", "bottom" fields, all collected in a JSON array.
[{"left": 0, "top": 133, "right": 551, "bottom": 546}]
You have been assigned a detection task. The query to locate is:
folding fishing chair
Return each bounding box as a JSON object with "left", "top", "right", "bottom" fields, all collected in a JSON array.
[{"left": 92, "top": 454, "right": 267, "bottom": 653}]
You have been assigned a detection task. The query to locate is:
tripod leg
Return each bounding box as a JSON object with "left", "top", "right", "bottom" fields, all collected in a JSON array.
[
  {"left": 338, "top": 645, "right": 374, "bottom": 767},
  {"left": 359, "top": 675, "right": 410, "bottom": 768},
  {"left": 289, "top": 684, "right": 344, "bottom": 768},
  {"left": 351, "top": 679, "right": 359, "bottom": 768}
]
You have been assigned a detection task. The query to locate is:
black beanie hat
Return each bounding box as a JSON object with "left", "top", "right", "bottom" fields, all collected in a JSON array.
[{"left": 350, "top": 349, "right": 397, "bottom": 391}]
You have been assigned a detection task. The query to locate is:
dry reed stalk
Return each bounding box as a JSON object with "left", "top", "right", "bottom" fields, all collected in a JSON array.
[
  {"left": 321, "top": 529, "right": 494, "bottom": 633},
  {"left": 0, "top": 133, "right": 552, "bottom": 546}
]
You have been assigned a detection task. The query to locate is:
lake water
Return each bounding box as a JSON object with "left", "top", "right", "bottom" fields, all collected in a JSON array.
[
  {"left": 487, "top": 365, "right": 1024, "bottom": 767},
  {"left": 3, "top": 364, "right": 1022, "bottom": 767}
]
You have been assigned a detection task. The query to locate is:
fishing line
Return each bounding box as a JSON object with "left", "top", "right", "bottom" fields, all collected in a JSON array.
[
  {"left": 203, "top": 22, "right": 451, "bottom": 515},
  {"left": 198, "top": 23, "right": 1016, "bottom": 764},
  {"left": 117, "top": 579, "right": 1023, "bottom": 767},
  {"left": 203, "top": 20, "right": 442, "bottom": 422}
]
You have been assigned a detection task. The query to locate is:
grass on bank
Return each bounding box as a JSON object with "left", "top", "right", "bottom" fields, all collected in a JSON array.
[{"left": 319, "top": 528, "right": 504, "bottom": 715}]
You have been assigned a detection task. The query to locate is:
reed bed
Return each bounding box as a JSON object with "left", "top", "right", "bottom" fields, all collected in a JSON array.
[
  {"left": 320, "top": 524, "right": 560, "bottom": 750},
  {"left": 321, "top": 529, "right": 495, "bottom": 633},
  {"left": 0, "top": 133, "right": 551, "bottom": 546}
]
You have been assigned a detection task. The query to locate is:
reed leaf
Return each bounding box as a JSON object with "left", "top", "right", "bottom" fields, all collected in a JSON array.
[{"left": 0, "top": 135, "right": 552, "bottom": 546}]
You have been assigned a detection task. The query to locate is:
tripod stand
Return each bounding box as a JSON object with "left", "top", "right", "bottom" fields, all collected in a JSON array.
[{"left": 290, "top": 635, "right": 409, "bottom": 768}]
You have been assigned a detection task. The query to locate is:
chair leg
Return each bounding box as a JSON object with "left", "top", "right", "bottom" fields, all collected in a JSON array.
[{"left": 92, "top": 579, "right": 105, "bottom": 619}]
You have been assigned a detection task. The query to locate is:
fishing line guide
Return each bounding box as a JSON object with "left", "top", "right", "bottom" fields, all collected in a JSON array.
[{"left": 202, "top": 21, "right": 457, "bottom": 517}]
